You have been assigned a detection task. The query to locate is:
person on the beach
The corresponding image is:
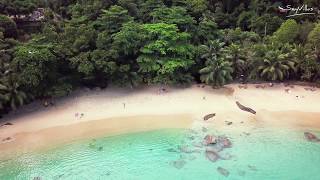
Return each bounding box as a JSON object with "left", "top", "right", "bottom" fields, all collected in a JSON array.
[{"left": 123, "top": 103, "right": 126, "bottom": 109}]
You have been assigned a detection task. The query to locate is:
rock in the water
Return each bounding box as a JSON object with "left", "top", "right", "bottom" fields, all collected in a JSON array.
[
  {"left": 243, "top": 132, "right": 250, "bottom": 136},
  {"left": 238, "top": 170, "right": 246, "bottom": 176},
  {"left": 179, "top": 145, "right": 195, "bottom": 153},
  {"left": 304, "top": 132, "right": 320, "bottom": 142},
  {"left": 188, "top": 155, "right": 197, "bottom": 161},
  {"left": 202, "top": 127, "right": 208, "bottom": 132},
  {"left": 248, "top": 165, "right": 257, "bottom": 171},
  {"left": 217, "top": 136, "right": 232, "bottom": 148},
  {"left": 203, "top": 113, "right": 216, "bottom": 121},
  {"left": 236, "top": 101, "right": 256, "bottom": 114},
  {"left": 98, "top": 146, "right": 103, "bottom": 151},
  {"left": 217, "top": 167, "right": 230, "bottom": 177},
  {"left": 206, "top": 144, "right": 224, "bottom": 152},
  {"left": 192, "top": 142, "right": 203, "bottom": 148},
  {"left": 167, "top": 148, "right": 178, "bottom": 153},
  {"left": 204, "top": 135, "right": 217, "bottom": 145},
  {"left": 172, "top": 159, "right": 186, "bottom": 169},
  {"left": 205, "top": 149, "right": 220, "bottom": 162},
  {"left": 187, "top": 135, "right": 195, "bottom": 140}
]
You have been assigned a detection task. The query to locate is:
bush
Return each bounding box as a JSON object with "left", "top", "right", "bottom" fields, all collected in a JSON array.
[{"left": 0, "top": 15, "right": 17, "bottom": 38}]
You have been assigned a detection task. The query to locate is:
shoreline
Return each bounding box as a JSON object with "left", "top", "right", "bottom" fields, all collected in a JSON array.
[
  {"left": 0, "top": 114, "right": 193, "bottom": 159},
  {"left": 0, "top": 83, "right": 320, "bottom": 157}
]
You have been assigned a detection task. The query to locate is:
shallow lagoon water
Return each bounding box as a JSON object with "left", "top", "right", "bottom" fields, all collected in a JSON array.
[{"left": 1, "top": 127, "right": 320, "bottom": 180}]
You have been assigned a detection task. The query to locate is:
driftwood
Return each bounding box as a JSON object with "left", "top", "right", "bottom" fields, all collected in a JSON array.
[
  {"left": 203, "top": 113, "right": 216, "bottom": 121},
  {"left": 236, "top": 101, "right": 256, "bottom": 114}
]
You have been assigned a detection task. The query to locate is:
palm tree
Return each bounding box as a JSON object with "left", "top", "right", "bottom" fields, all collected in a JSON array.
[
  {"left": 223, "top": 43, "right": 248, "bottom": 78},
  {"left": 200, "top": 40, "right": 225, "bottom": 60},
  {"left": 255, "top": 48, "right": 296, "bottom": 81},
  {"left": 0, "top": 74, "right": 28, "bottom": 110},
  {"left": 199, "top": 58, "right": 233, "bottom": 87},
  {"left": 199, "top": 40, "right": 233, "bottom": 87},
  {"left": 293, "top": 44, "right": 318, "bottom": 81}
]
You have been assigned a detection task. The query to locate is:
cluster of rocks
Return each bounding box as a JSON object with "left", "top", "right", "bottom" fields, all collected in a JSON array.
[
  {"left": 168, "top": 125, "right": 235, "bottom": 177},
  {"left": 204, "top": 135, "right": 232, "bottom": 163}
]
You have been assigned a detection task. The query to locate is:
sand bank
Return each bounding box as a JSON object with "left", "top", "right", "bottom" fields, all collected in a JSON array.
[{"left": 0, "top": 83, "right": 320, "bottom": 156}]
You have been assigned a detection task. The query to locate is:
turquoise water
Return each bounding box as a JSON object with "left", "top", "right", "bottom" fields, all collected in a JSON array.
[{"left": 1, "top": 127, "right": 320, "bottom": 180}]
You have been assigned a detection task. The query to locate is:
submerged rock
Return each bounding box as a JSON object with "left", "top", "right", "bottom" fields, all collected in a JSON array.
[
  {"left": 203, "top": 113, "right": 216, "bottom": 121},
  {"left": 236, "top": 101, "right": 256, "bottom": 114},
  {"left": 217, "top": 136, "right": 232, "bottom": 148},
  {"left": 167, "top": 148, "right": 178, "bottom": 153},
  {"left": 202, "top": 127, "right": 208, "bottom": 132},
  {"left": 206, "top": 144, "right": 224, "bottom": 153},
  {"left": 172, "top": 159, "right": 186, "bottom": 169},
  {"left": 188, "top": 155, "right": 197, "bottom": 161},
  {"left": 179, "top": 145, "right": 195, "bottom": 153},
  {"left": 238, "top": 170, "right": 246, "bottom": 176},
  {"left": 248, "top": 165, "right": 257, "bottom": 171},
  {"left": 204, "top": 135, "right": 217, "bottom": 145},
  {"left": 205, "top": 149, "right": 220, "bottom": 162},
  {"left": 192, "top": 142, "right": 203, "bottom": 148},
  {"left": 217, "top": 167, "right": 230, "bottom": 177},
  {"left": 304, "top": 132, "right": 320, "bottom": 142}
]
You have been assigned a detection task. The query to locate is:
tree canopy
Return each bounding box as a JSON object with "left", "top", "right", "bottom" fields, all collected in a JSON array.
[{"left": 1, "top": 0, "right": 320, "bottom": 116}]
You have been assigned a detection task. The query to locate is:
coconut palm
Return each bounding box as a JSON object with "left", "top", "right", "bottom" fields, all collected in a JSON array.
[
  {"left": 0, "top": 74, "right": 28, "bottom": 110},
  {"left": 199, "top": 57, "right": 233, "bottom": 87},
  {"left": 200, "top": 40, "right": 225, "bottom": 60},
  {"left": 223, "top": 43, "right": 248, "bottom": 78},
  {"left": 199, "top": 40, "right": 233, "bottom": 87},
  {"left": 293, "top": 44, "right": 319, "bottom": 81},
  {"left": 255, "top": 48, "right": 296, "bottom": 81}
]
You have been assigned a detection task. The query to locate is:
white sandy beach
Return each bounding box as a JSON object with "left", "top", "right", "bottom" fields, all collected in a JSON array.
[{"left": 0, "top": 83, "right": 320, "bottom": 156}]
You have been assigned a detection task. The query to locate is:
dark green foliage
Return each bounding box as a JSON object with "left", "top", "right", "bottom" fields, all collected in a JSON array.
[
  {"left": 12, "top": 45, "right": 58, "bottom": 90},
  {"left": 1, "top": 0, "right": 320, "bottom": 116},
  {"left": 0, "top": 74, "right": 28, "bottom": 110},
  {"left": 0, "top": 0, "right": 37, "bottom": 15},
  {"left": 199, "top": 40, "right": 233, "bottom": 87},
  {"left": 272, "top": 19, "right": 299, "bottom": 44},
  {"left": 137, "top": 23, "right": 195, "bottom": 84},
  {"left": 150, "top": 6, "right": 195, "bottom": 31},
  {"left": 307, "top": 23, "right": 320, "bottom": 62},
  {"left": 0, "top": 15, "right": 17, "bottom": 38},
  {"left": 250, "top": 43, "right": 297, "bottom": 81}
]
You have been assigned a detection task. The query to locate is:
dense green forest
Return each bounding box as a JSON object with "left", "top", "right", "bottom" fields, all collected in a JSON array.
[{"left": 0, "top": 0, "right": 320, "bottom": 116}]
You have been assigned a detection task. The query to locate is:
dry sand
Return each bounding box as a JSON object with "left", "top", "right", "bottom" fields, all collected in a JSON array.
[{"left": 0, "top": 83, "right": 320, "bottom": 156}]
